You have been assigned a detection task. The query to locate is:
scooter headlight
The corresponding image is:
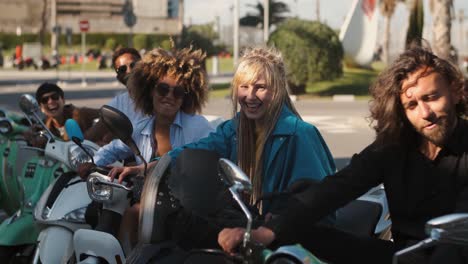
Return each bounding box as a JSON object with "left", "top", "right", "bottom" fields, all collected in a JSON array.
[
  {"left": 63, "top": 206, "right": 87, "bottom": 223},
  {"left": 87, "top": 175, "right": 113, "bottom": 202},
  {"left": 68, "top": 145, "right": 95, "bottom": 171},
  {"left": 0, "top": 118, "right": 13, "bottom": 135}
]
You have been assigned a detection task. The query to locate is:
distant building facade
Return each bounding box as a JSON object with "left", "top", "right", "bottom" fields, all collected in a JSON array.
[
  {"left": 0, "top": 0, "right": 183, "bottom": 35},
  {"left": 0, "top": 0, "right": 45, "bottom": 34}
]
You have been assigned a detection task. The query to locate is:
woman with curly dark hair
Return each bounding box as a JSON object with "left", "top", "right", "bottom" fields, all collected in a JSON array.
[
  {"left": 93, "top": 47, "right": 214, "bottom": 247},
  {"left": 94, "top": 47, "right": 213, "bottom": 168}
]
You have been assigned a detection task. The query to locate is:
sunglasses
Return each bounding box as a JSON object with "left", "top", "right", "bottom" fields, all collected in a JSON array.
[
  {"left": 40, "top": 93, "right": 60, "bottom": 104},
  {"left": 154, "top": 83, "right": 187, "bottom": 99},
  {"left": 115, "top": 61, "right": 136, "bottom": 75}
]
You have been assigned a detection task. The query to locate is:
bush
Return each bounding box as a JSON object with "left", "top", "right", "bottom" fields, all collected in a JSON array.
[
  {"left": 104, "top": 38, "right": 117, "bottom": 50},
  {"left": 0, "top": 33, "right": 172, "bottom": 50},
  {"left": 268, "top": 19, "right": 344, "bottom": 94},
  {"left": 159, "top": 39, "right": 172, "bottom": 50},
  {"left": 133, "top": 34, "right": 148, "bottom": 50}
]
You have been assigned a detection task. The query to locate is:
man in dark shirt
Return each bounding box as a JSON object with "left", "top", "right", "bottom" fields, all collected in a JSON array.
[{"left": 218, "top": 47, "right": 468, "bottom": 264}]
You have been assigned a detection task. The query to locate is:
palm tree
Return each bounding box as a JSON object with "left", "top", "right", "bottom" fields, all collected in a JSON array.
[
  {"left": 240, "top": 0, "right": 290, "bottom": 28},
  {"left": 429, "top": 0, "right": 454, "bottom": 62},
  {"left": 405, "top": 0, "right": 424, "bottom": 49},
  {"left": 39, "top": 0, "right": 48, "bottom": 45},
  {"left": 380, "top": 0, "right": 399, "bottom": 64}
]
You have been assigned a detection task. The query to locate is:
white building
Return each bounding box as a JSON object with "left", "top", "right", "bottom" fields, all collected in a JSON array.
[{"left": 0, "top": 0, "right": 183, "bottom": 35}]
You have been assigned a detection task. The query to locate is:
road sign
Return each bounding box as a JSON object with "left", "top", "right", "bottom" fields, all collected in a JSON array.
[
  {"left": 65, "top": 27, "right": 73, "bottom": 45},
  {"left": 79, "top": 20, "right": 90, "bottom": 32},
  {"left": 124, "top": 12, "right": 137, "bottom": 28},
  {"left": 123, "top": 0, "right": 137, "bottom": 28}
]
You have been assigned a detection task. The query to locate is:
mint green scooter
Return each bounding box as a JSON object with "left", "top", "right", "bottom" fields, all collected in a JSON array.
[{"left": 0, "top": 102, "right": 67, "bottom": 262}]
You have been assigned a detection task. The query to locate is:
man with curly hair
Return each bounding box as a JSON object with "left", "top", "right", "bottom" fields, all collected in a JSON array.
[
  {"left": 219, "top": 46, "right": 468, "bottom": 264},
  {"left": 83, "top": 48, "right": 143, "bottom": 145}
]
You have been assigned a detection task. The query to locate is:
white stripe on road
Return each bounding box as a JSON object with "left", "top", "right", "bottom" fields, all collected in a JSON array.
[
  {"left": 303, "top": 116, "right": 358, "bottom": 134},
  {"left": 203, "top": 115, "right": 363, "bottom": 134}
]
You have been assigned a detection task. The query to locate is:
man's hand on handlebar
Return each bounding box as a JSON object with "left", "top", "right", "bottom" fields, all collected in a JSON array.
[
  {"left": 77, "top": 162, "right": 96, "bottom": 180},
  {"left": 218, "top": 226, "right": 276, "bottom": 253}
]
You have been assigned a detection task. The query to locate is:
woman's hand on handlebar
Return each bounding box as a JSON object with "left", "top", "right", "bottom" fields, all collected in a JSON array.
[
  {"left": 108, "top": 164, "right": 144, "bottom": 183},
  {"left": 218, "top": 226, "right": 276, "bottom": 254}
]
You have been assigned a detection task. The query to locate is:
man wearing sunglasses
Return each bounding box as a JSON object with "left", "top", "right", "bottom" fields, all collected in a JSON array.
[
  {"left": 32, "top": 82, "right": 102, "bottom": 142},
  {"left": 107, "top": 47, "right": 143, "bottom": 125},
  {"left": 84, "top": 48, "right": 143, "bottom": 145}
]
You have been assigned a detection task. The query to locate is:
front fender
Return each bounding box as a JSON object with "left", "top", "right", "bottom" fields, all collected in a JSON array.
[
  {"left": 37, "top": 226, "right": 74, "bottom": 264},
  {"left": 73, "top": 229, "right": 125, "bottom": 264},
  {"left": 265, "top": 244, "right": 325, "bottom": 264}
]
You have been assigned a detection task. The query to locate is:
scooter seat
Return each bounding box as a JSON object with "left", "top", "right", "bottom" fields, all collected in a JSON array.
[{"left": 335, "top": 199, "right": 382, "bottom": 237}]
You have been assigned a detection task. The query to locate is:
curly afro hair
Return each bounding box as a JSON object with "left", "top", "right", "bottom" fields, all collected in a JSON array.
[{"left": 127, "top": 47, "right": 209, "bottom": 115}]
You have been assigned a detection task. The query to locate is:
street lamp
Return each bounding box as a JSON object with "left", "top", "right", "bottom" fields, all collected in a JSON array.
[
  {"left": 233, "top": 0, "right": 239, "bottom": 66},
  {"left": 264, "top": 0, "right": 269, "bottom": 43}
]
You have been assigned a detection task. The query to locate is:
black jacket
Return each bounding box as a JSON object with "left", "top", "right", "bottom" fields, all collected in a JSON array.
[{"left": 266, "top": 118, "right": 468, "bottom": 250}]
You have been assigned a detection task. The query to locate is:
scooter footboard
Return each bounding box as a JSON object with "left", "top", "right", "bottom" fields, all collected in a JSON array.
[
  {"left": 36, "top": 226, "right": 74, "bottom": 264},
  {"left": 73, "top": 229, "right": 125, "bottom": 264}
]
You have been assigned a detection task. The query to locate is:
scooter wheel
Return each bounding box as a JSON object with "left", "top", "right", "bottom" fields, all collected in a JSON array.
[
  {"left": 0, "top": 245, "right": 33, "bottom": 264},
  {"left": 0, "top": 246, "right": 15, "bottom": 262}
]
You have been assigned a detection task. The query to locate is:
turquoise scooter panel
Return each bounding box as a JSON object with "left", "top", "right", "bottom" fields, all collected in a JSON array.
[
  {"left": 0, "top": 151, "right": 65, "bottom": 246},
  {"left": 0, "top": 212, "right": 38, "bottom": 245}
]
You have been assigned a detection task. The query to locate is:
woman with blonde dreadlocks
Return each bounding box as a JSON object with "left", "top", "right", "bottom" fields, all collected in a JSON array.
[
  {"left": 117, "top": 47, "right": 336, "bottom": 254},
  {"left": 93, "top": 47, "right": 214, "bottom": 247}
]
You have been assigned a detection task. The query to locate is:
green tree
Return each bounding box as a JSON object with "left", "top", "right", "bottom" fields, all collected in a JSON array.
[
  {"left": 133, "top": 34, "right": 149, "bottom": 50},
  {"left": 240, "top": 0, "right": 290, "bottom": 27},
  {"left": 104, "top": 38, "right": 117, "bottom": 51},
  {"left": 269, "top": 19, "right": 343, "bottom": 94},
  {"left": 178, "top": 24, "right": 219, "bottom": 56}
]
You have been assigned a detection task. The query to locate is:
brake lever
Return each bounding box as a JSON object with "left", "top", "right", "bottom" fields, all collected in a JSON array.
[{"left": 95, "top": 180, "right": 133, "bottom": 192}]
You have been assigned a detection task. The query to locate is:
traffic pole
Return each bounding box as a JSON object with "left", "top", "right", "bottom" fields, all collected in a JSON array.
[{"left": 81, "top": 31, "right": 87, "bottom": 87}]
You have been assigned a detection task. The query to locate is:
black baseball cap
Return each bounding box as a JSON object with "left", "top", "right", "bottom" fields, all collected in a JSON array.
[{"left": 35, "top": 82, "right": 64, "bottom": 102}]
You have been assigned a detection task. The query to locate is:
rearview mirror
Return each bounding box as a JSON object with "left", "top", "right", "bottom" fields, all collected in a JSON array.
[
  {"left": 393, "top": 213, "right": 468, "bottom": 264},
  {"left": 218, "top": 158, "right": 252, "bottom": 193},
  {"left": 19, "top": 94, "right": 54, "bottom": 139},
  {"left": 19, "top": 94, "right": 40, "bottom": 115},
  {"left": 100, "top": 105, "right": 140, "bottom": 157},
  {"left": 218, "top": 158, "right": 253, "bottom": 248},
  {"left": 425, "top": 213, "right": 468, "bottom": 245}
]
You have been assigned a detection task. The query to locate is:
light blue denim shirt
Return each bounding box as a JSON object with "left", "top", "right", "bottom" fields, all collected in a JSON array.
[
  {"left": 106, "top": 91, "right": 145, "bottom": 128},
  {"left": 94, "top": 111, "right": 214, "bottom": 166}
]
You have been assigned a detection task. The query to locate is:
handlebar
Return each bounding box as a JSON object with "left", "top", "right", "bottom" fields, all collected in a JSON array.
[
  {"left": 95, "top": 180, "right": 133, "bottom": 192},
  {"left": 93, "top": 166, "right": 111, "bottom": 175}
]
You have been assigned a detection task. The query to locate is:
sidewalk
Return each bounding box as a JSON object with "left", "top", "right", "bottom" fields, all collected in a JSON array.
[{"left": 0, "top": 70, "right": 233, "bottom": 87}]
